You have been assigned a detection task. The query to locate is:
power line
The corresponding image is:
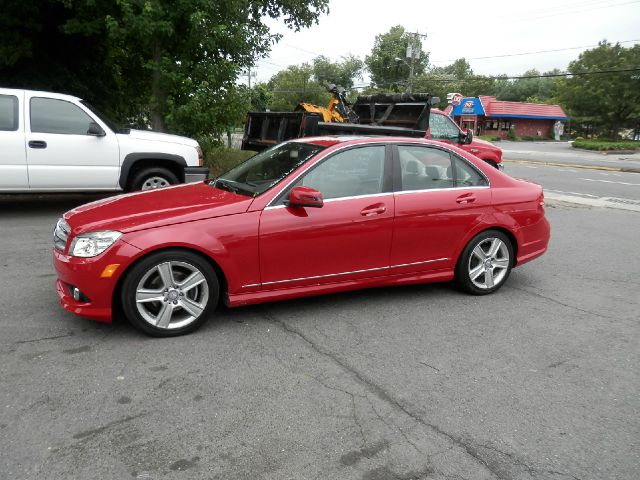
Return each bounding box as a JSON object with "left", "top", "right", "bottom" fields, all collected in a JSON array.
[
  {"left": 350, "top": 67, "right": 640, "bottom": 89},
  {"left": 431, "top": 39, "right": 640, "bottom": 64}
]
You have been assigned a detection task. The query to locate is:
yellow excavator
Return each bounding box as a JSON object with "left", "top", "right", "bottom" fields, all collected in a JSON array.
[{"left": 294, "top": 84, "right": 359, "bottom": 124}]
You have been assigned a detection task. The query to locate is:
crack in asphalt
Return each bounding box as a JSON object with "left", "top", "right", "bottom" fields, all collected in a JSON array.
[
  {"left": 262, "top": 308, "right": 584, "bottom": 480},
  {"left": 508, "top": 285, "right": 618, "bottom": 320},
  {"left": 260, "top": 309, "right": 507, "bottom": 479},
  {"left": 14, "top": 332, "right": 75, "bottom": 344}
]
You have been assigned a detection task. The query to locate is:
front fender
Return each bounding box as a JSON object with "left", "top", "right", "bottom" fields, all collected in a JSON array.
[{"left": 121, "top": 212, "right": 261, "bottom": 295}]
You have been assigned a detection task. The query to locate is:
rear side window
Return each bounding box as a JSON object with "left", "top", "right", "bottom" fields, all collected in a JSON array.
[
  {"left": 30, "top": 97, "right": 94, "bottom": 135},
  {"left": 453, "top": 156, "right": 488, "bottom": 187},
  {"left": 0, "top": 94, "right": 19, "bottom": 131}
]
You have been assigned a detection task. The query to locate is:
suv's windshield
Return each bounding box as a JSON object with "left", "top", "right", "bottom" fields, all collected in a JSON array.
[
  {"left": 212, "top": 142, "right": 326, "bottom": 197},
  {"left": 80, "top": 100, "right": 123, "bottom": 133}
]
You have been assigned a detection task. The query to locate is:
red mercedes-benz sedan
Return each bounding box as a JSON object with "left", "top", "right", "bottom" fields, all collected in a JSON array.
[{"left": 53, "top": 137, "right": 549, "bottom": 336}]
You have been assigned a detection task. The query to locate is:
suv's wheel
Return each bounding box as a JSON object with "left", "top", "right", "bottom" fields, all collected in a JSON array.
[
  {"left": 455, "top": 230, "right": 514, "bottom": 295},
  {"left": 485, "top": 160, "right": 499, "bottom": 169},
  {"left": 131, "top": 167, "right": 179, "bottom": 191},
  {"left": 121, "top": 250, "right": 219, "bottom": 337}
]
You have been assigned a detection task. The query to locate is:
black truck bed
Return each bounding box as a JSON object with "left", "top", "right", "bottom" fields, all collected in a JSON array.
[{"left": 241, "top": 93, "right": 438, "bottom": 152}]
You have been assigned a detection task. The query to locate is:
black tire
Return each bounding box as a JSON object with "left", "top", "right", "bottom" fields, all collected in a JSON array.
[
  {"left": 455, "top": 229, "right": 514, "bottom": 295},
  {"left": 130, "top": 167, "right": 179, "bottom": 191},
  {"left": 121, "top": 250, "right": 219, "bottom": 337}
]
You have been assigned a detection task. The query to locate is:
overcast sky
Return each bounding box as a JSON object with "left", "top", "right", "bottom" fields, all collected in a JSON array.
[{"left": 251, "top": 0, "right": 640, "bottom": 86}]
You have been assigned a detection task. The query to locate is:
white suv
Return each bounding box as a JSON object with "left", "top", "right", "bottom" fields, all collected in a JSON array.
[{"left": 0, "top": 88, "right": 208, "bottom": 192}]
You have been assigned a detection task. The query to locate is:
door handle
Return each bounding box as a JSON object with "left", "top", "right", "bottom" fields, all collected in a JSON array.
[
  {"left": 28, "top": 140, "right": 47, "bottom": 149},
  {"left": 360, "top": 204, "right": 386, "bottom": 216},
  {"left": 456, "top": 194, "right": 476, "bottom": 204}
]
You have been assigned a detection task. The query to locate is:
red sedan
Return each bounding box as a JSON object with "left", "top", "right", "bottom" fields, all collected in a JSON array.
[{"left": 53, "top": 137, "right": 549, "bottom": 336}]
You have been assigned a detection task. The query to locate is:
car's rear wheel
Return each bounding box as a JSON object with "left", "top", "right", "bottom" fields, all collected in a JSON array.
[
  {"left": 121, "top": 250, "right": 219, "bottom": 337},
  {"left": 131, "top": 167, "right": 179, "bottom": 191},
  {"left": 455, "top": 230, "right": 513, "bottom": 295}
]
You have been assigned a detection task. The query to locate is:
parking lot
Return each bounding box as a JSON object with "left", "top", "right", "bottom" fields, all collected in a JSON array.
[{"left": 1, "top": 170, "right": 639, "bottom": 479}]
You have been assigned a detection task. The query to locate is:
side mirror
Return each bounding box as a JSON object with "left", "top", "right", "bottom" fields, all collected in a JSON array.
[
  {"left": 286, "top": 186, "right": 323, "bottom": 208},
  {"left": 460, "top": 129, "right": 473, "bottom": 145},
  {"left": 87, "top": 122, "right": 106, "bottom": 137}
]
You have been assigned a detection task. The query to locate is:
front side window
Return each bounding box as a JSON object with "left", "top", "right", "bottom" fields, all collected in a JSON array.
[
  {"left": 429, "top": 114, "right": 461, "bottom": 140},
  {"left": 214, "top": 141, "right": 325, "bottom": 197},
  {"left": 293, "top": 145, "right": 386, "bottom": 200},
  {"left": 398, "top": 145, "right": 454, "bottom": 191},
  {"left": 0, "top": 94, "right": 19, "bottom": 131},
  {"left": 30, "top": 97, "right": 95, "bottom": 135}
]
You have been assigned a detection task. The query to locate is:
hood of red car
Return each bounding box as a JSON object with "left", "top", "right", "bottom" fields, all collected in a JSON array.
[
  {"left": 471, "top": 138, "right": 499, "bottom": 150},
  {"left": 64, "top": 182, "right": 253, "bottom": 234}
]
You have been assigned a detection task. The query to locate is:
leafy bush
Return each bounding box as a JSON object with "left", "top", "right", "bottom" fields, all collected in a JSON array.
[
  {"left": 478, "top": 135, "right": 501, "bottom": 142},
  {"left": 203, "top": 147, "right": 256, "bottom": 177},
  {"left": 572, "top": 139, "right": 639, "bottom": 151},
  {"left": 574, "top": 136, "right": 584, "bottom": 141},
  {"left": 506, "top": 129, "right": 517, "bottom": 141}
]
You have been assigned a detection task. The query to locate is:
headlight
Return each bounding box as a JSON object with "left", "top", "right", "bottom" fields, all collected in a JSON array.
[{"left": 69, "top": 231, "right": 122, "bottom": 257}]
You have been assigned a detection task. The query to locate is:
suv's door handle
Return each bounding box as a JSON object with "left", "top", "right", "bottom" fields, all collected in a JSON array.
[
  {"left": 456, "top": 194, "right": 476, "bottom": 204},
  {"left": 28, "top": 140, "right": 47, "bottom": 149},
  {"left": 360, "top": 203, "right": 386, "bottom": 216}
]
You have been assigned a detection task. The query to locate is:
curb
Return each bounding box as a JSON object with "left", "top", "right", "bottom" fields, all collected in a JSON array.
[
  {"left": 545, "top": 192, "right": 640, "bottom": 213},
  {"left": 570, "top": 147, "right": 639, "bottom": 155},
  {"left": 503, "top": 158, "right": 640, "bottom": 174}
]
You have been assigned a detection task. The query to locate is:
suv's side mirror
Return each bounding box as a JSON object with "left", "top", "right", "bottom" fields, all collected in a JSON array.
[
  {"left": 285, "top": 186, "right": 323, "bottom": 208},
  {"left": 460, "top": 129, "right": 473, "bottom": 145},
  {"left": 87, "top": 122, "right": 106, "bottom": 137}
]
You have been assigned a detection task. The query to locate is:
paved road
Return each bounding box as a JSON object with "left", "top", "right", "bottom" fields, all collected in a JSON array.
[
  {"left": 0, "top": 192, "right": 638, "bottom": 480},
  {"left": 500, "top": 141, "right": 640, "bottom": 171},
  {"left": 504, "top": 162, "right": 640, "bottom": 202}
]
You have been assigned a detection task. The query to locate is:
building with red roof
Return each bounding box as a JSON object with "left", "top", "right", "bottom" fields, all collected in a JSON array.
[{"left": 444, "top": 95, "right": 569, "bottom": 139}]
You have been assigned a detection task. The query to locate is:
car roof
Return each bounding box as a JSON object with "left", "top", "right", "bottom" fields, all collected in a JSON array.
[{"left": 292, "top": 135, "right": 434, "bottom": 147}]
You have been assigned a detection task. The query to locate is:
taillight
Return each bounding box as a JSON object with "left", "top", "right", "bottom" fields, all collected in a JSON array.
[{"left": 196, "top": 146, "right": 203, "bottom": 167}]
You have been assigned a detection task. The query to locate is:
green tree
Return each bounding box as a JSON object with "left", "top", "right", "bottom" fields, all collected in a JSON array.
[
  {"left": 555, "top": 41, "right": 640, "bottom": 137},
  {"left": 412, "top": 58, "right": 496, "bottom": 109},
  {"left": 494, "top": 69, "right": 559, "bottom": 103},
  {"left": 365, "top": 25, "right": 428, "bottom": 91},
  {"left": 0, "top": 0, "right": 329, "bottom": 139},
  {"left": 312, "top": 55, "right": 363, "bottom": 89},
  {"left": 267, "top": 64, "right": 329, "bottom": 111},
  {"left": 244, "top": 82, "right": 273, "bottom": 112}
]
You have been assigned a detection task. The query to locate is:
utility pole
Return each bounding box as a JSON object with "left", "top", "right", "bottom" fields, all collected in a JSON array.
[{"left": 406, "top": 31, "right": 427, "bottom": 93}]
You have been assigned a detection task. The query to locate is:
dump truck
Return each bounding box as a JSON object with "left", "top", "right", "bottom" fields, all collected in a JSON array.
[{"left": 241, "top": 91, "right": 503, "bottom": 169}]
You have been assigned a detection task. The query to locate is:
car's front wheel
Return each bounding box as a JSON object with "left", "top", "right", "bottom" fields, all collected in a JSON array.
[
  {"left": 455, "top": 230, "right": 513, "bottom": 295},
  {"left": 121, "top": 250, "right": 219, "bottom": 336}
]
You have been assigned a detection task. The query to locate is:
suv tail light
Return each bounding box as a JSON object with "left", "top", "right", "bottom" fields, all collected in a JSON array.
[{"left": 196, "top": 146, "right": 203, "bottom": 167}]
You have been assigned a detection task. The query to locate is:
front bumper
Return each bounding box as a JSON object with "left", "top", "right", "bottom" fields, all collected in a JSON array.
[
  {"left": 52, "top": 240, "right": 141, "bottom": 323},
  {"left": 185, "top": 166, "right": 209, "bottom": 183}
]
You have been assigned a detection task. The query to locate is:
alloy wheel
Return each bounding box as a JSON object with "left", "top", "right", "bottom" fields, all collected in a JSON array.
[
  {"left": 467, "top": 237, "right": 510, "bottom": 290},
  {"left": 135, "top": 261, "right": 209, "bottom": 329}
]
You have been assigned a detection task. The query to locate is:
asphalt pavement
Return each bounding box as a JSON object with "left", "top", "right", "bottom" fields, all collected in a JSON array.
[
  {"left": 1, "top": 175, "right": 639, "bottom": 479},
  {"left": 500, "top": 140, "right": 640, "bottom": 171}
]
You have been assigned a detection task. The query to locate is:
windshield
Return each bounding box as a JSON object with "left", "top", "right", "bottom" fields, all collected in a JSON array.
[
  {"left": 80, "top": 100, "right": 121, "bottom": 133},
  {"left": 212, "top": 142, "right": 326, "bottom": 197}
]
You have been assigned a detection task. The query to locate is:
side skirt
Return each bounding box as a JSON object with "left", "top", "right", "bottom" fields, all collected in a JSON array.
[{"left": 227, "top": 268, "right": 454, "bottom": 307}]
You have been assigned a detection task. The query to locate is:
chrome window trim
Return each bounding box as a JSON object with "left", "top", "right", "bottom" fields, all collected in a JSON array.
[
  {"left": 394, "top": 185, "right": 490, "bottom": 195},
  {"left": 241, "top": 257, "right": 449, "bottom": 289}
]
